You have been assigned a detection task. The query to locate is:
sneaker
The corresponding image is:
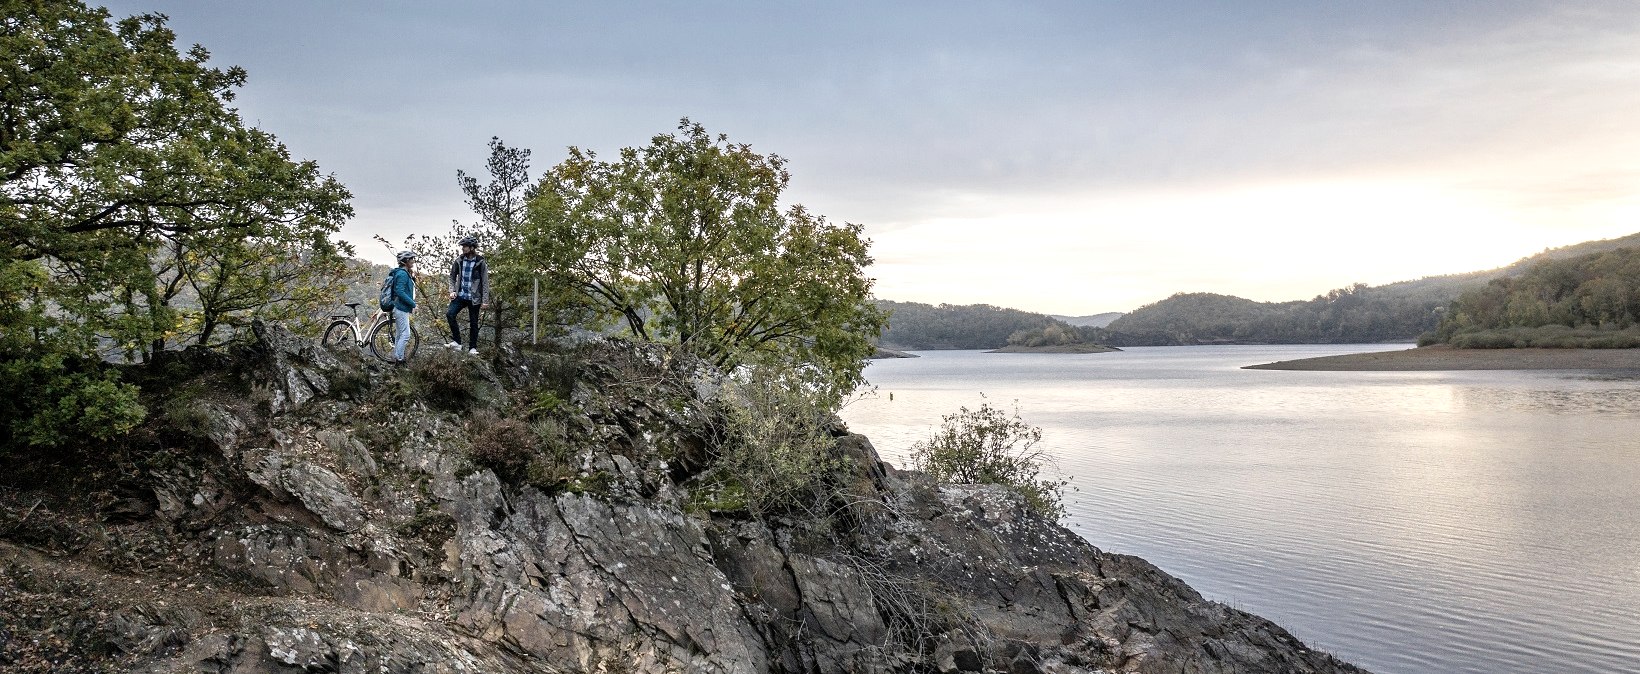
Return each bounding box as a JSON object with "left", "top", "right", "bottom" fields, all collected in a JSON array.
[
  {"left": 467, "top": 348, "right": 479, "bottom": 356},
  {"left": 445, "top": 341, "right": 461, "bottom": 349}
]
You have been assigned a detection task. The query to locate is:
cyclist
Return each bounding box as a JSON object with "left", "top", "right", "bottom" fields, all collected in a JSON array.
[
  {"left": 445, "top": 235, "right": 489, "bottom": 355},
  {"left": 389, "top": 250, "right": 418, "bottom": 363}
]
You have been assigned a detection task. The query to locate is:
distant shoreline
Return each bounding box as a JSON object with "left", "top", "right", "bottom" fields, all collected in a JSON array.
[
  {"left": 870, "top": 346, "right": 919, "bottom": 359},
  {"left": 1245, "top": 345, "right": 1640, "bottom": 371},
  {"left": 987, "top": 343, "right": 1122, "bottom": 354}
]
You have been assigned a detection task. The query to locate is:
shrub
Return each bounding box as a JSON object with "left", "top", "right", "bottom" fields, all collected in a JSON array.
[
  {"left": 911, "top": 400, "right": 1068, "bottom": 520},
  {"left": 467, "top": 410, "right": 537, "bottom": 473},
  {"left": 0, "top": 352, "right": 145, "bottom": 454},
  {"left": 705, "top": 363, "right": 849, "bottom": 519},
  {"left": 1445, "top": 325, "right": 1640, "bottom": 349},
  {"left": 410, "top": 350, "right": 478, "bottom": 410},
  {"left": 522, "top": 418, "right": 578, "bottom": 489}
]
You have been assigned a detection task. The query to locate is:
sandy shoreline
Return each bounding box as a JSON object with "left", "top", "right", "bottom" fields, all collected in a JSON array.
[{"left": 1245, "top": 345, "right": 1640, "bottom": 371}]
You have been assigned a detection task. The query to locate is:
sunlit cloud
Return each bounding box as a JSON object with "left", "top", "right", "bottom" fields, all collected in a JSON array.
[{"left": 101, "top": 0, "right": 1640, "bottom": 312}]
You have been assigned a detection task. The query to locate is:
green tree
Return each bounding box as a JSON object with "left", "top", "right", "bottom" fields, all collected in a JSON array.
[
  {"left": 456, "top": 136, "right": 536, "bottom": 350},
  {"left": 1, "top": 1, "right": 352, "bottom": 449},
  {"left": 522, "top": 120, "right": 885, "bottom": 401}
]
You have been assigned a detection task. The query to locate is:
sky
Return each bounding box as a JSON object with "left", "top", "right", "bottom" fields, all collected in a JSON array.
[{"left": 99, "top": 0, "right": 1640, "bottom": 315}]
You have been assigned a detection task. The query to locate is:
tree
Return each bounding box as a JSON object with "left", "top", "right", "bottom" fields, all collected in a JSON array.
[
  {"left": 1, "top": 1, "right": 352, "bottom": 449},
  {"left": 456, "top": 137, "right": 536, "bottom": 350},
  {"left": 522, "top": 120, "right": 885, "bottom": 401}
]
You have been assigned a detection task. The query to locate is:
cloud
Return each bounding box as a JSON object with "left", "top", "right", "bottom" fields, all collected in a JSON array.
[{"left": 95, "top": 0, "right": 1640, "bottom": 311}]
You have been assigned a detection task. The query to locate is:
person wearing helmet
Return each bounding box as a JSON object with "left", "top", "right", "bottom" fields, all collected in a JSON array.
[
  {"left": 389, "top": 250, "right": 419, "bottom": 363},
  {"left": 445, "top": 235, "right": 489, "bottom": 355}
]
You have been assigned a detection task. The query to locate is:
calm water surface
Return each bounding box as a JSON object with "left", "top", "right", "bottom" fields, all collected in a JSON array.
[{"left": 839, "top": 345, "right": 1640, "bottom": 674}]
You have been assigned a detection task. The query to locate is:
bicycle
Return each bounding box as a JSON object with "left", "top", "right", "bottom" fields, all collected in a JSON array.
[{"left": 322, "top": 302, "right": 420, "bottom": 363}]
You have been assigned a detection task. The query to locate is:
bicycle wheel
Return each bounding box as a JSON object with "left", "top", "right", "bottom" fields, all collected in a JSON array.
[
  {"left": 368, "top": 318, "right": 420, "bottom": 363},
  {"left": 322, "top": 320, "right": 358, "bottom": 350}
]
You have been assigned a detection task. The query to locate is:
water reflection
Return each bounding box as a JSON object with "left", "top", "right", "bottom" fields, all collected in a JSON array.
[
  {"left": 842, "top": 347, "right": 1640, "bottom": 674},
  {"left": 1450, "top": 377, "right": 1640, "bottom": 415}
]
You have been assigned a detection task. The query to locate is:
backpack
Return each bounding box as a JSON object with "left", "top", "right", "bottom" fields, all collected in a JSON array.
[{"left": 378, "top": 269, "right": 398, "bottom": 312}]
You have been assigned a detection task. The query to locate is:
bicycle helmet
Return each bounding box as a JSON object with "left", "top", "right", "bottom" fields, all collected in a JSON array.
[
  {"left": 396, "top": 250, "right": 418, "bottom": 263},
  {"left": 459, "top": 235, "right": 479, "bottom": 248}
]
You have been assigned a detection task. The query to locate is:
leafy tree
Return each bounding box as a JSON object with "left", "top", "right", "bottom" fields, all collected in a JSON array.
[
  {"left": 1, "top": 1, "right": 352, "bottom": 450},
  {"left": 910, "top": 399, "right": 1068, "bottom": 520},
  {"left": 522, "top": 119, "right": 885, "bottom": 401},
  {"left": 456, "top": 137, "right": 536, "bottom": 350}
]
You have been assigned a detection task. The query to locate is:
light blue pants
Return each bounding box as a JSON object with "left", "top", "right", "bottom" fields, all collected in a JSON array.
[{"left": 393, "top": 308, "right": 412, "bottom": 361}]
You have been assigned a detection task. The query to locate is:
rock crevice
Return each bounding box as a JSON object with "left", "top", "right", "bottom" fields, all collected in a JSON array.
[{"left": 0, "top": 326, "right": 1368, "bottom": 673}]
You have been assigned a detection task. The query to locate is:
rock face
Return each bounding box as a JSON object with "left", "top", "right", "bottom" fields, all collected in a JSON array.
[{"left": 0, "top": 325, "right": 1368, "bottom": 673}]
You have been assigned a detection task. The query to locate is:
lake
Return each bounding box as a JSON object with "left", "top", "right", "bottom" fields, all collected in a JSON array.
[{"left": 838, "top": 345, "right": 1640, "bottom": 674}]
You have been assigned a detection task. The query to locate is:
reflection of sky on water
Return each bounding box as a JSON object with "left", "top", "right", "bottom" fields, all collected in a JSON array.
[
  {"left": 1450, "top": 375, "right": 1640, "bottom": 416},
  {"left": 843, "top": 347, "right": 1640, "bottom": 674}
]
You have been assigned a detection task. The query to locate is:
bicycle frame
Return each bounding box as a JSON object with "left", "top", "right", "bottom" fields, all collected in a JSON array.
[{"left": 323, "top": 303, "right": 417, "bottom": 362}]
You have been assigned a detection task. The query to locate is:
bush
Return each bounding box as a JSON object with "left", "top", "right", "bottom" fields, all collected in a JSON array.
[
  {"left": 1445, "top": 325, "right": 1640, "bottom": 349},
  {"left": 410, "top": 350, "right": 479, "bottom": 410},
  {"left": 911, "top": 400, "right": 1068, "bottom": 520},
  {"left": 705, "top": 363, "right": 850, "bottom": 519},
  {"left": 0, "top": 351, "right": 145, "bottom": 454},
  {"left": 467, "top": 410, "right": 537, "bottom": 473}
]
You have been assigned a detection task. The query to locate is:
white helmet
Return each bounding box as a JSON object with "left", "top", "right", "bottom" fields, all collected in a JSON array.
[{"left": 396, "top": 250, "right": 418, "bottom": 264}]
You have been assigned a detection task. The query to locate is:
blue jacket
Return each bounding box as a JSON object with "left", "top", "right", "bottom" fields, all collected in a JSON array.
[{"left": 391, "top": 267, "right": 416, "bottom": 312}]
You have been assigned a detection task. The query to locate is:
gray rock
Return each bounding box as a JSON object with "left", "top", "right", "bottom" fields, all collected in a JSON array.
[
  {"left": 243, "top": 447, "right": 367, "bottom": 533},
  {"left": 0, "top": 328, "right": 1369, "bottom": 674}
]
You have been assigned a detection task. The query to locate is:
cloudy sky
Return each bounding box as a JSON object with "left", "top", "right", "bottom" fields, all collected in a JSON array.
[{"left": 100, "top": 1, "right": 1640, "bottom": 314}]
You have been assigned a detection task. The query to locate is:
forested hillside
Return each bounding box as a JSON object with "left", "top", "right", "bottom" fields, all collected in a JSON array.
[
  {"left": 875, "top": 300, "right": 1070, "bottom": 350},
  {"left": 1099, "top": 231, "right": 1640, "bottom": 346},
  {"left": 1099, "top": 285, "right": 1443, "bottom": 345},
  {"left": 1426, "top": 246, "right": 1640, "bottom": 348}
]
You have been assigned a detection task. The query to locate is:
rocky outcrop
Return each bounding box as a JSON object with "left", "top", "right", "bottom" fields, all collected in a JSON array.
[{"left": 0, "top": 324, "right": 1367, "bottom": 673}]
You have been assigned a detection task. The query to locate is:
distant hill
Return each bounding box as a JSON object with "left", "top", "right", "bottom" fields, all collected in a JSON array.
[
  {"left": 1051, "top": 312, "right": 1124, "bottom": 328},
  {"left": 1100, "top": 231, "right": 1640, "bottom": 346},
  {"left": 875, "top": 300, "right": 1070, "bottom": 350},
  {"left": 1098, "top": 287, "right": 1433, "bottom": 345}
]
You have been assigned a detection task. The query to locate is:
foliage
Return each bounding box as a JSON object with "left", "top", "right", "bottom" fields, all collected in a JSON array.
[
  {"left": 704, "top": 362, "right": 851, "bottom": 519},
  {"left": 1433, "top": 325, "right": 1640, "bottom": 349},
  {"left": 409, "top": 350, "right": 481, "bottom": 410},
  {"left": 0, "top": 351, "right": 144, "bottom": 452},
  {"left": 1098, "top": 285, "right": 1448, "bottom": 346},
  {"left": 876, "top": 300, "right": 1070, "bottom": 350},
  {"left": 1, "top": 2, "right": 350, "bottom": 447},
  {"left": 1006, "top": 322, "right": 1090, "bottom": 347},
  {"left": 1096, "top": 233, "right": 1640, "bottom": 347},
  {"left": 467, "top": 409, "right": 537, "bottom": 473},
  {"left": 458, "top": 137, "right": 538, "bottom": 349},
  {"left": 1429, "top": 247, "right": 1640, "bottom": 346},
  {"left": 522, "top": 119, "right": 886, "bottom": 401},
  {"left": 1, "top": 2, "right": 353, "bottom": 356},
  {"left": 911, "top": 400, "right": 1067, "bottom": 520}
]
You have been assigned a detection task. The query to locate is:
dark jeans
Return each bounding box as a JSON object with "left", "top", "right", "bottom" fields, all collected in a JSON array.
[{"left": 446, "top": 298, "right": 480, "bottom": 348}]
